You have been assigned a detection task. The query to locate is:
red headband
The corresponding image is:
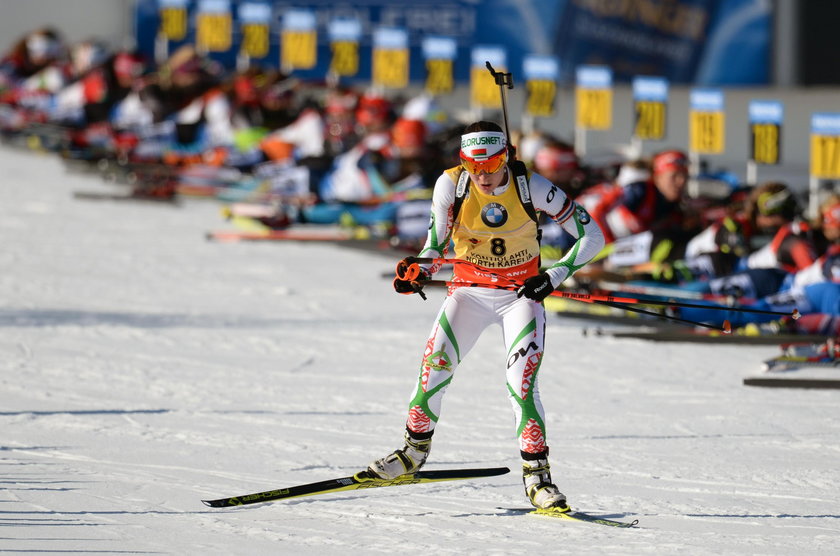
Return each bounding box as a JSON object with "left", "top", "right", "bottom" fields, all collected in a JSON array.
[
  {"left": 823, "top": 202, "right": 840, "bottom": 229},
  {"left": 535, "top": 147, "right": 578, "bottom": 172},
  {"left": 653, "top": 150, "right": 688, "bottom": 175}
]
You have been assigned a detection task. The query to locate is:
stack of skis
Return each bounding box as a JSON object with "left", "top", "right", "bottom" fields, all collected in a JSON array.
[
  {"left": 542, "top": 276, "right": 840, "bottom": 389},
  {"left": 744, "top": 339, "right": 840, "bottom": 389}
]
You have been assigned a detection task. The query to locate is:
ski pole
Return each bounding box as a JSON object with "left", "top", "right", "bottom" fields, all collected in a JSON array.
[
  {"left": 396, "top": 258, "right": 799, "bottom": 320},
  {"left": 417, "top": 280, "right": 732, "bottom": 333},
  {"left": 397, "top": 257, "right": 801, "bottom": 320},
  {"left": 551, "top": 290, "right": 800, "bottom": 320},
  {"left": 594, "top": 280, "right": 761, "bottom": 304},
  {"left": 594, "top": 299, "right": 731, "bottom": 333}
]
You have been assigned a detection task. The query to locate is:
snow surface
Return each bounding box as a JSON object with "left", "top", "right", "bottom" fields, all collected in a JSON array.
[{"left": 1, "top": 145, "right": 839, "bottom": 555}]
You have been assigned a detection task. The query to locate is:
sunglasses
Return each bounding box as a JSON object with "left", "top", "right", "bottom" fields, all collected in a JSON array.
[{"left": 460, "top": 149, "right": 507, "bottom": 175}]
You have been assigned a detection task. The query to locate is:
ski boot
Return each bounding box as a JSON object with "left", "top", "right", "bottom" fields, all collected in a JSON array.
[
  {"left": 367, "top": 429, "right": 432, "bottom": 479},
  {"left": 522, "top": 451, "right": 568, "bottom": 510}
]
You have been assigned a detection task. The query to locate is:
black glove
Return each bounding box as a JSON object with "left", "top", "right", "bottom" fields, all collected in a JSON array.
[
  {"left": 394, "top": 258, "right": 429, "bottom": 299},
  {"left": 516, "top": 273, "right": 555, "bottom": 302},
  {"left": 393, "top": 275, "right": 427, "bottom": 295}
]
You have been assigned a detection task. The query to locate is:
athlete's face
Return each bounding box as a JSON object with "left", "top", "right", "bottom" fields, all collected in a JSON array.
[
  {"left": 756, "top": 213, "right": 786, "bottom": 233},
  {"left": 824, "top": 225, "right": 840, "bottom": 242},
  {"left": 467, "top": 166, "right": 507, "bottom": 194},
  {"left": 821, "top": 203, "right": 840, "bottom": 242},
  {"left": 654, "top": 169, "right": 688, "bottom": 202}
]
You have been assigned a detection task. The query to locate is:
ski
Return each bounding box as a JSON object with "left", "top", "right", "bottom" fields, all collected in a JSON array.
[
  {"left": 599, "top": 328, "right": 829, "bottom": 345},
  {"left": 743, "top": 376, "right": 840, "bottom": 389},
  {"left": 532, "top": 507, "right": 639, "bottom": 528},
  {"left": 202, "top": 467, "right": 510, "bottom": 508},
  {"left": 762, "top": 358, "right": 840, "bottom": 373},
  {"left": 761, "top": 340, "right": 840, "bottom": 372},
  {"left": 499, "top": 507, "right": 638, "bottom": 528},
  {"left": 72, "top": 190, "right": 180, "bottom": 204},
  {"left": 205, "top": 228, "right": 359, "bottom": 243}
]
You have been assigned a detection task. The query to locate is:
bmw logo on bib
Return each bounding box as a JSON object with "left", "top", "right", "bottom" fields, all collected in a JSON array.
[{"left": 481, "top": 203, "right": 508, "bottom": 227}]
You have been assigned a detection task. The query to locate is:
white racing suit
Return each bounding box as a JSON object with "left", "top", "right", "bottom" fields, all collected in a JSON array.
[{"left": 405, "top": 166, "right": 605, "bottom": 455}]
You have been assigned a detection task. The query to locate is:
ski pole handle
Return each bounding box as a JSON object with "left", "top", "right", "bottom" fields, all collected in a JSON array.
[
  {"left": 396, "top": 260, "right": 422, "bottom": 281},
  {"left": 394, "top": 259, "right": 428, "bottom": 300}
]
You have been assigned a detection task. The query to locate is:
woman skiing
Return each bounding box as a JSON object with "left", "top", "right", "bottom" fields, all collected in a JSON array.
[{"left": 368, "top": 121, "right": 605, "bottom": 510}]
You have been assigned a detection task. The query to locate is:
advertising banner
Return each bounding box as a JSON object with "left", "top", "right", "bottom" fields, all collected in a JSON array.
[{"left": 135, "top": 0, "right": 771, "bottom": 85}]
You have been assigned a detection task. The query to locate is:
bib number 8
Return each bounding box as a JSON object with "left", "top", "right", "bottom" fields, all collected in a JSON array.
[{"left": 491, "top": 238, "right": 507, "bottom": 256}]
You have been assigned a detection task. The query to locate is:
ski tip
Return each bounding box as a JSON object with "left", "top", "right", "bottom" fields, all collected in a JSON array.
[
  {"left": 475, "top": 466, "right": 510, "bottom": 476},
  {"left": 478, "top": 466, "right": 510, "bottom": 476},
  {"left": 414, "top": 466, "right": 511, "bottom": 480},
  {"left": 722, "top": 320, "right": 732, "bottom": 334},
  {"left": 792, "top": 308, "right": 801, "bottom": 320},
  {"left": 532, "top": 507, "right": 640, "bottom": 528}
]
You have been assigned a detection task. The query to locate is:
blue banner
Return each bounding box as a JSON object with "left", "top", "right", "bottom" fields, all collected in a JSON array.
[
  {"left": 554, "top": 0, "right": 770, "bottom": 85},
  {"left": 522, "top": 55, "right": 560, "bottom": 81},
  {"left": 748, "top": 100, "right": 783, "bottom": 124},
  {"left": 690, "top": 89, "right": 725, "bottom": 112},
  {"left": 422, "top": 36, "right": 457, "bottom": 61},
  {"left": 812, "top": 114, "right": 840, "bottom": 136},
  {"left": 134, "top": 0, "right": 771, "bottom": 85},
  {"left": 576, "top": 65, "right": 612, "bottom": 89},
  {"left": 632, "top": 76, "right": 668, "bottom": 102}
]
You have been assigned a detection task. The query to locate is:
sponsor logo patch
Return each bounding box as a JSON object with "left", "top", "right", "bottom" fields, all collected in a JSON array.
[{"left": 481, "top": 203, "right": 508, "bottom": 227}]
